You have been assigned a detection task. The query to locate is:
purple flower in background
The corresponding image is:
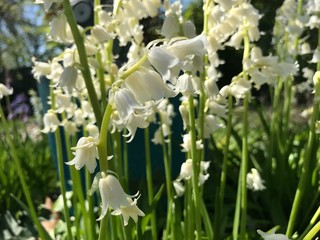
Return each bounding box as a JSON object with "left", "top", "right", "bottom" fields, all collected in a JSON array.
[{"left": 8, "top": 93, "right": 31, "bottom": 121}]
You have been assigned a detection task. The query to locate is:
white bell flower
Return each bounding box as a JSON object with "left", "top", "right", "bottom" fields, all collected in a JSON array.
[
  {"left": 0, "top": 83, "right": 13, "bottom": 100},
  {"left": 173, "top": 180, "right": 185, "bottom": 197},
  {"left": 32, "top": 57, "right": 51, "bottom": 81},
  {"left": 181, "top": 133, "right": 203, "bottom": 152},
  {"left": 85, "top": 124, "right": 100, "bottom": 139},
  {"left": 168, "top": 34, "right": 208, "bottom": 60},
  {"left": 175, "top": 74, "right": 199, "bottom": 96},
  {"left": 148, "top": 46, "right": 180, "bottom": 81},
  {"left": 59, "top": 66, "right": 78, "bottom": 94},
  {"left": 123, "top": 67, "right": 176, "bottom": 104},
  {"left": 66, "top": 136, "right": 99, "bottom": 174},
  {"left": 177, "top": 159, "right": 210, "bottom": 186},
  {"left": 91, "top": 25, "right": 114, "bottom": 44},
  {"left": 246, "top": 168, "right": 266, "bottom": 191},
  {"left": 112, "top": 88, "right": 150, "bottom": 142},
  {"left": 257, "top": 229, "right": 290, "bottom": 240},
  {"left": 95, "top": 173, "right": 145, "bottom": 225},
  {"left": 42, "top": 110, "right": 60, "bottom": 133}
]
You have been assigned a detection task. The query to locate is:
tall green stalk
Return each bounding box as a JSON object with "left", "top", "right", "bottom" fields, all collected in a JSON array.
[
  {"left": 213, "top": 94, "right": 233, "bottom": 239},
  {"left": 63, "top": 0, "right": 102, "bottom": 127},
  {"left": 144, "top": 127, "right": 158, "bottom": 240},
  {"left": 286, "top": 26, "right": 320, "bottom": 238},
  {"left": 188, "top": 95, "right": 202, "bottom": 240},
  {"left": 50, "top": 90, "right": 73, "bottom": 240},
  {"left": 159, "top": 119, "right": 175, "bottom": 240},
  {"left": 237, "top": 22, "right": 251, "bottom": 240},
  {"left": 97, "top": 103, "right": 113, "bottom": 240}
]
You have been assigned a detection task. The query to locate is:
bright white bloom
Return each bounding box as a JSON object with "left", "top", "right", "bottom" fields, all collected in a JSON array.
[
  {"left": 59, "top": 66, "right": 78, "bottom": 93},
  {"left": 123, "top": 67, "right": 176, "bottom": 104},
  {"left": 257, "top": 229, "right": 290, "bottom": 240},
  {"left": 168, "top": 34, "right": 208, "bottom": 60},
  {"left": 0, "top": 83, "right": 13, "bottom": 100},
  {"left": 181, "top": 133, "right": 203, "bottom": 152},
  {"left": 229, "top": 77, "right": 251, "bottom": 100},
  {"left": 246, "top": 168, "right": 266, "bottom": 191},
  {"left": 96, "top": 173, "right": 145, "bottom": 225},
  {"left": 202, "top": 115, "right": 223, "bottom": 138},
  {"left": 179, "top": 100, "right": 189, "bottom": 130},
  {"left": 86, "top": 124, "right": 100, "bottom": 139},
  {"left": 176, "top": 74, "right": 199, "bottom": 96},
  {"left": 178, "top": 159, "right": 193, "bottom": 180},
  {"left": 148, "top": 47, "right": 180, "bottom": 81},
  {"left": 112, "top": 88, "right": 150, "bottom": 142},
  {"left": 173, "top": 180, "right": 185, "bottom": 197},
  {"left": 50, "top": 14, "right": 69, "bottom": 43},
  {"left": 91, "top": 25, "right": 114, "bottom": 43},
  {"left": 32, "top": 57, "right": 51, "bottom": 81},
  {"left": 42, "top": 110, "right": 60, "bottom": 133},
  {"left": 66, "top": 136, "right": 99, "bottom": 173},
  {"left": 177, "top": 159, "right": 210, "bottom": 186}
]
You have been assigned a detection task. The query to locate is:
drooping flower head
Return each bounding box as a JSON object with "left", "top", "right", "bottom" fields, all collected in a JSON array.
[
  {"left": 0, "top": 83, "right": 13, "bottom": 100},
  {"left": 246, "top": 168, "right": 266, "bottom": 191},
  {"left": 66, "top": 136, "right": 99, "bottom": 173},
  {"left": 91, "top": 172, "right": 145, "bottom": 226}
]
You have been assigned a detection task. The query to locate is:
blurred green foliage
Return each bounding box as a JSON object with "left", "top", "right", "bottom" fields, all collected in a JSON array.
[{"left": 0, "top": 119, "right": 58, "bottom": 215}]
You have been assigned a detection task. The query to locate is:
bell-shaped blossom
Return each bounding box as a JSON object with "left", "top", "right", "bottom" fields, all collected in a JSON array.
[
  {"left": 112, "top": 88, "right": 151, "bottom": 142},
  {"left": 181, "top": 133, "right": 203, "bottom": 152},
  {"left": 66, "top": 136, "right": 99, "bottom": 173},
  {"left": 0, "top": 83, "right": 13, "bottom": 100},
  {"left": 96, "top": 173, "right": 145, "bottom": 225},
  {"left": 91, "top": 25, "right": 114, "bottom": 44},
  {"left": 32, "top": 57, "right": 51, "bottom": 81},
  {"left": 147, "top": 46, "right": 180, "bottom": 81},
  {"left": 168, "top": 34, "right": 208, "bottom": 60},
  {"left": 175, "top": 74, "right": 199, "bottom": 96},
  {"left": 85, "top": 124, "right": 100, "bottom": 139},
  {"left": 202, "top": 115, "right": 223, "bottom": 139},
  {"left": 50, "top": 14, "right": 70, "bottom": 43},
  {"left": 42, "top": 110, "right": 60, "bottom": 133},
  {"left": 179, "top": 100, "right": 189, "bottom": 130},
  {"left": 257, "top": 229, "right": 290, "bottom": 240},
  {"left": 123, "top": 67, "right": 176, "bottom": 104},
  {"left": 176, "top": 159, "right": 210, "bottom": 186},
  {"left": 173, "top": 180, "right": 185, "bottom": 197},
  {"left": 246, "top": 168, "right": 266, "bottom": 191},
  {"left": 59, "top": 66, "right": 78, "bottom": 94}
]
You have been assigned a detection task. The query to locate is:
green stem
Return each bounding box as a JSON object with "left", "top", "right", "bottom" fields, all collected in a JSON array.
[
  {"left": 0, "top": 105, "right": 51, "bottom": 240},
  {"left": 239, "top": 21, "right": 250, "bottom": 239},
  {"left": 239, "top": 92, "right": 249, "bottom": 240},
  {"left": 188, "top": 95, "right": 202, "bottom": 240},
  {"left": 286, "top": 84, "right": 320, "bottom": 237},
  {"left": 286, "top": 29, "right": 320, "bottom": 238},
  {"left": 160, "top": 121, "right": 175, "bottom": 240},
  {"left": 120, "top": 55, "right": 148, "bottom": 80},
  {"left": 144, "top": 127, "right": 158, "bottom": 240},
  {"left": 214, "top": 94, "right": 233, "bottom": 239},
  {"left": 303, "top": 221, "right": 320, "bottom": 240},
  {"left": 232, "top": 170, "right": 242, "bottom": 240},
  {"left": 54, "top": 127, "right": 73, "bottom": 240},
  {"left": 63, "top": 0, "right": 102, "bottom": 127},
  {"left": 298, "top": 205, "right": 320, "bottom": 240},
  {"left": 97, "top": 103, "right": 113, "bottom": 240},
  {"left": 63, "top": 128, "right": 92, "bottom": 239}
]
